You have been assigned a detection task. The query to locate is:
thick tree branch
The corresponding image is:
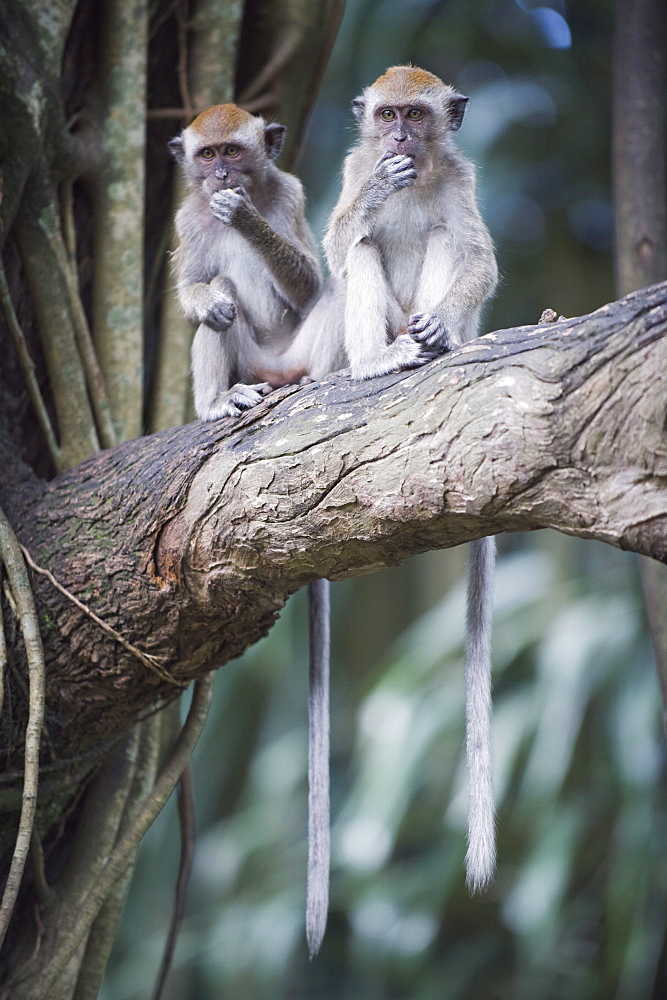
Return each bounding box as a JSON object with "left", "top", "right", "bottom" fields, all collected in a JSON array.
[{"left": 2, "top": 281, "right": 666, "bottom": 774}]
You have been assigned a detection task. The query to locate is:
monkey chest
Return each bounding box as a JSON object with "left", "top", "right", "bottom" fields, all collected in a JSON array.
[
  {"left": 211, "top": 229, "right": 294, "bottom": 327},
  {"left": 373, "top": 222, "right": 429, "bottom": 308}
]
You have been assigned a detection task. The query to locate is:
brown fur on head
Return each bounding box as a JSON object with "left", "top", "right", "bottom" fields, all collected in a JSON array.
[
  {"left": 168, "top": 103, "right": 286, "bottom": 196},
  {"left": 371, "top": 65, "right": 445, "bottom": 101},
  {"left": 351, "top": 65, "right": 468, "bottom": 152}
]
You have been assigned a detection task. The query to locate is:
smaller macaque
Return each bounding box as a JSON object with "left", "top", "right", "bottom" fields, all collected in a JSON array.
[{"left": 169, "top": 104, "right": 322, "bottom": 419}]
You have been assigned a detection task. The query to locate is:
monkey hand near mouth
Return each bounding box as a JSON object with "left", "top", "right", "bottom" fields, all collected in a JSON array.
[{"left": 209, "top": 186, "right": 255, "bottom": 227}]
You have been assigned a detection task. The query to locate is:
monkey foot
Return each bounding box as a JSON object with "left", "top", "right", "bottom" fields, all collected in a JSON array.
[
  {"left": 199, "top": 382, "right": 271, "bottom": 420},
  {"left": 350, "top": 334, "right": 434, "bottom": 380}
]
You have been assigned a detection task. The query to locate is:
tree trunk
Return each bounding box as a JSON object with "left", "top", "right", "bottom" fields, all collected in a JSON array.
[
  {"left": 612, "top": 0, "right": 667, "bottom": 724},
  {"left": 2, "top": 280, "right": 666, "bottom": 786}
]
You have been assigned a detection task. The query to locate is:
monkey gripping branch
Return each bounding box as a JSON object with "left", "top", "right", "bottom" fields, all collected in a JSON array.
[{"left": 2, "top": 280, "right": 666, "bottom": 781}]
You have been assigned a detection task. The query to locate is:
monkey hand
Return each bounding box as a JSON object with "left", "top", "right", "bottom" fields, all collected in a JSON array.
[
  {"left": 408, "top": 312, "right": 451, "bottom": 354},
  {"left": 210, "top": 187, "right": 255, "bottom": 227},
  {"left": 369, "top": 152, "right": 417, "bottom": 202},
  {"left": 203, "top": 296, "right": 237, "bottom": 332}
]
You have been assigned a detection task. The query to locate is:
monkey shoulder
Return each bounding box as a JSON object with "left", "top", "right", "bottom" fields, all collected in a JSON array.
[
  {"left": 263, "top": 167, "right": 308, "bottom": 229},
  {"left": 340, "top": 146, "right": 378, "bottom": 195},
  {"left": 440, "top": 152, "right": 481, "bottom": 205}
]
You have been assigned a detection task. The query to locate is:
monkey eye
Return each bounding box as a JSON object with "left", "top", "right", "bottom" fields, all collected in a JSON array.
[
  {"left": 200, "top": 147, "right": 216, "bottom": 160},
  {"left": 406, "top": 108, "right": 423, "bottom": 120},
  {"left": 380, "top": 108, "right": 396, "bottom": 121},
  {"left": 225, "top": 144, "right": 240, "bottom": 157}
]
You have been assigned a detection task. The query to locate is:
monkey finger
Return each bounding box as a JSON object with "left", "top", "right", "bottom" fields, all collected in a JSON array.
[
  {"left": 408, "top": 313, "right": 450, "bottom": 350},
  {"left": 409, "top": 344, "right": 439, "bottom": 367},
  {"left": 374, "top": 153, "right": 415, "bottom": 179},
  {"left": 210, "top": 190, "right": 243, "bottom": 223},
  {"left": 384, "top": 154, "right": 415, "bottom": 173},
  {"left": 210, "top": 206, "right": 235, "bottom": 226},
  {"left": 392, "top": 334, "right": 431, "bottom": 369},
  {"left": 409, "top": 334, "right": 445, "bottom": 361},
  {"left": 407, "top": 311, "right": 429, "bottom": 332},
  {"left": 375, "top": 150, "right": 400, "bottom": 168},
  {"left": 232, "top": 185, "right": 252, "bottom": 206},
  {"left": 385, "top": 159, "right": 417, "bottom": 188},
  {"left": 408, "top": 313, "right": 440, "bottom": 337},
  {"left": 207, "top": 299, "right": 237, "bottom": 327},
  {"left": 225, "top": 383, "right": 270, "bottom": 413},
  {"left": 246, "top": 381, "right": 272, "bottom": 396}
]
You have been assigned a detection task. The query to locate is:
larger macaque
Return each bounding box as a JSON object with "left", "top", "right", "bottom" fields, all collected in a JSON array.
[
  {"left": 281, "top": 65, "right": 497, "bottom": 381},
  {"left": 169, "top": 104, "right": 322, "bottom": 419},
  {"left": 330, "top": 63, "right": 498, "bottom": 894},
  {"left": 328, "top": 64, "right": 498, "bottom": 375},
  {"left": 282, "top": 65, "right": 499, "bottom": 914}
]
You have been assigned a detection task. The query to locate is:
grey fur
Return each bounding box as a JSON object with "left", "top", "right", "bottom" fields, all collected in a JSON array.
[
  {"left": 276, "top": 67, "right": 497, "bottom": 384},
  {"left": 465, "top": 536, "right": 496, "bottom": 891},
  {"left": 307, "top": 578, "right": 331, "bottom": 957},
  {"left": 170, "top": 109, "right": 332, "bottom": 957}
]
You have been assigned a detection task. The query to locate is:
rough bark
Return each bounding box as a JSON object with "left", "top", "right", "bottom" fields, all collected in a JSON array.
[
  {"left": 236, "top": 0, "right": 346, "bottom": 168},
  {"left": 612, "top": 0, "right": 667, "bottom": 295},
  {"left": 88, "top": 0, "right": 148, "bottom": 444},
  {"left": 1, "top": 280, "right": 665, "bottom": 785},
  {"left": 612, "top": 0, "right": 667, "bottom": 726}
]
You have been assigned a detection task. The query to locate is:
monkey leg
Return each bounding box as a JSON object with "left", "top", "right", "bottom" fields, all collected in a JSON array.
[
  {"left": 344, "top": 238, "right": 429, "bottom": 379},
  {"left": 276, "top": 280, "right": 346, "bottom": 380},
  {"left": 191, "top": 321, "right": 270, "bottom": 421},
  {"left": 414, "top": 225, "right": 483, "bottom": 349}
]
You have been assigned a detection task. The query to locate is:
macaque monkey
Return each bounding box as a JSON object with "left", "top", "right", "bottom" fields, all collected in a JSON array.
[
  {"left": 327, "top": 65, "right": 497, "bottom": 374},
  {"left": 169, "top": 104, "right": 331, "bottom": 960},
  {"left": 282, "top": 68, "right": 498, "bottom": 938},
  {"left": 330, "top": 64, "right": 498, "bottom": 895},
  {"left": 168, "top": 104, "right": 322, "bottom": 419}
]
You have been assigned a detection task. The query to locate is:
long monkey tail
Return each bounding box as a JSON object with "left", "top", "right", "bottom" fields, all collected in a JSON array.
[
  {"left": 306, "top": 578, "right": 331, "bottom": 958},
  {"left": 464, "top": 535, "right": 497, "bottom": 893}
]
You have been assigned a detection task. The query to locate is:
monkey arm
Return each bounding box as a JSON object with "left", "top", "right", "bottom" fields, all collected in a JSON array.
[
  {"left": 238, "top": 214, "right": 321, "bottom": 310},
  {"left": 210, "top": 189, "right": 321, "bottom": 311},
  {"left": 412, "top": 221, "right": 498, "bottom": 349},
  {"left": 324, "top": 153, "right": 417, "bottom": 275},
  {"left": 177, "top": 275, "right": 238, "bottom": 332}
]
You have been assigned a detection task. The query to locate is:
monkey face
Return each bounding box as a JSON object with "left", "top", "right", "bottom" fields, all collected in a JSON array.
[
  {"left": 373, "top": 105, "right": 433, "bottom": 166},
  {"left": 172, "top": 106, "right": 288, "bottom": 199},
  {"left": 352, "top": 69, "right": 469, "bottom": 176},
  {"left": 192, "top": 142, "right": 262, "bottom": 196}
]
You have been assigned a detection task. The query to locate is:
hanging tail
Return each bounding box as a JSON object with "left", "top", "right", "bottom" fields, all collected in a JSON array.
[
  {"left": 464, "top": 536, "right": 496, "bottom": 892},
  {"left": 306, "top": 578, "right": 331, "bottom": 957}
]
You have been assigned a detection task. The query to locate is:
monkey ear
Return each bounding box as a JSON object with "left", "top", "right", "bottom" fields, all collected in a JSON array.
[
  {"left": 351, "top": 97, "right": 365, "bottom": 122},
  {"left": 168, "top": 135, "right": 185, "bottom": 161},
  {"left": 264, "top": 123, "right": 286, "bottom": 161},
  {"left": 448, "top": 94, "right": 469, "bottom": 132}
]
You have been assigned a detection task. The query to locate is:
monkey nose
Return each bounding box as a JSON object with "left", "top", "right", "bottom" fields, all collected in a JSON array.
[
  {"left": 393, "top": 133, "right": 407, "bottom": 142},
  {"left": 215, "top": 168, "right": 228, "bottom": 179}
]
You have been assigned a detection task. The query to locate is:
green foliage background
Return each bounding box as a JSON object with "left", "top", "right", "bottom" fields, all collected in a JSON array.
[{"left": 104, "top": 1, "right": 666, "bottom": 997}]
